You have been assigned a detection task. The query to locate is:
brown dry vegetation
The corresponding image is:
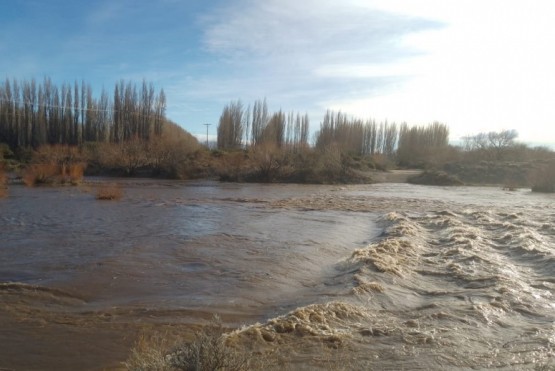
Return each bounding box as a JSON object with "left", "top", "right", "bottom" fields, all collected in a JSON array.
[
  {"left": 84, "top": 122, "right": 201, "bottom": 179},
  {"left": 214, "top": 144, "right": 375, "bottom": 184},
  {"left": 2, "top": 87, "right": 555, "bottom": 189},
  {"left": 21, "top": 145, "right": 86, "bottom": 186},
  {"left": 95, "top": 184, "right": 123, "bottom": 200}
]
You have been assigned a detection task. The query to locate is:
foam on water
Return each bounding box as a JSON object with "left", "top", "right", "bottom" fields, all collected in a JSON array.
[
  {"left": 2, "top": 182, "right": 555, "bottom": 369},
  {"left": 230, "top": 186, "right": 555, "bottom": 369}
]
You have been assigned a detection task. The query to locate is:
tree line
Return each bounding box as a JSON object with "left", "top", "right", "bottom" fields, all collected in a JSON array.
[
  {"left": 217, "top": 101, "right": 450, "bottom": 165},
  {"left": 315, "top": 110, "right": 400, "bottom": 157},
  {"left": 0, "top": 77, "right": 166, "bottom": 150},
  {"left": 217, "top": 99, "right": 309, "bottom": 152}
]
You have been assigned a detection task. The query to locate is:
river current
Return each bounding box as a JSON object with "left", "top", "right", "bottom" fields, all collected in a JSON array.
[{"left": 1, "top": 180, "right": 554, "bottom": 370}]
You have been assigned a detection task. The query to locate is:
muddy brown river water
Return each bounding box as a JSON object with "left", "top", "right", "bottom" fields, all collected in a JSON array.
[{"left": 1, "top": 180, "right": 555, "bottom": 370}]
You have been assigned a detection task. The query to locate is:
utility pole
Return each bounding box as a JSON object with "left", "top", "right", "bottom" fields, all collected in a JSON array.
[{"left": 204, "top": 123, "right": 211, "bottom": 148}]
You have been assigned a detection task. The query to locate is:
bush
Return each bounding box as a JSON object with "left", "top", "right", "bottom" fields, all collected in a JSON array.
[
  {"left": 408, "top": 170, "right": 463, "bottom": 186},
  {"left": 95, "top": 184, "right": 123, "bottom": 200},
  {"left": 22, "top": 163, "right": 60, "bottom": 186},
  {"left": 125, "top": 317, "right": 250, "bottom": 371},
  {"left": 531, "top": 162, "right": 555, "bottom": 193},
  {"left": 169, "top": 318, "right": 249, "bottom": 371},
  {"left": 216, "top": 150, "right": 249, "bottom": 182},
  {"left": 21, "top": 162, "right": 86, "bottom": 186},
  {"left": 21, "top": 145, "right": 86, "bottom": 186}
]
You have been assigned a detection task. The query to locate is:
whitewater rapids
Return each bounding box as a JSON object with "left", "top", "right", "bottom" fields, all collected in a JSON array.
[{"left": 1, "top": 181, "right": 554, "bottom": 369}]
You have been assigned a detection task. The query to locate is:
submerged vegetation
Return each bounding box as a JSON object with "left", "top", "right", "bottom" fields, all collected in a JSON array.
[
  {"left": 95, "top": 183, "right": 123, "bottom": 200},
  {"left": 124, "top": 316, "right": 363, "bottom": 371},
  {"left": 407, "top": 170, "right": 464, "bottom": 186},
  {"left": 1, "top": 77, "right": 554, "bottom": 190}
]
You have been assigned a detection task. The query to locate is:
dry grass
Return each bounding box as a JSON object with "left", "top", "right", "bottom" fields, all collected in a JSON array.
[
  {"left": 21, "top": 162, "right": 86, "bottom": 187},
  {"left": 22, "top": 163, "right": 60, "bottom": 186},
  {"left": 21, "top": 145, "right": 86, "bottom": 186},
  {"left": 95, "top": 184, "right": 123, "bottom": 200}
]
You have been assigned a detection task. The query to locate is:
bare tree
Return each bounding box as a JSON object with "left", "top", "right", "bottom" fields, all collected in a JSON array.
[
  {"left": 463, "top": 129, "right": 518, "bottom": 160},
  {"left": 217, "top": 100, "right": 244, "bottom": 149},
  {"left": 250, "top": 99, "right": 268, "bottom": 146}
]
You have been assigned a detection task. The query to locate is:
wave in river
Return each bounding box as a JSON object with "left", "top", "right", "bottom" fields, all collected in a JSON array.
[{"left": 229, "top": 207, "right": 555, "bottom": 369}]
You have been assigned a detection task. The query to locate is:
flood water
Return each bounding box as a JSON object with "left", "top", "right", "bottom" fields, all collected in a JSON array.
[{"left": 1, "top": 180, "right": 555, "bottom": 370}]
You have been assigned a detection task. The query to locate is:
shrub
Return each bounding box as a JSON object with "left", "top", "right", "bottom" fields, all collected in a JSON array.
[
  {"left": 217, "top": 150, "right": 249, "bottom": 182},
  {"left": 531, "top": 161, "right": 555, "bottom": 193},
  {"left": 247, "top": 143, "right": 289, "bottom": 182},
  {"left": 124, "top": 333, "right": 173, "bottom": 371},
  {"left": 22, "top": 163, "right": 60, "bottom": 186},
  {"left": 169, "top": 317, "right": 249, "bottom": 371},
  {"left": 21, "top": 162, "right": 86, "bottom": 186},
  {"left": 125, "top": 316, "right": 250, "bottom": 371},
  {"left": 148, "top": 123, "right": 202, "bottom": 178},
  {"left": 95, "top": 184, "right": 123, "bottom": 200},
  {"left": 66, "top": 162, "right": 86, "bottom": 185},
  {"left": 21, "top": 145, "right": 87, "bottom": 186},
  {"left": 408, "top": 170, "right": 463, "bottom": 186}
]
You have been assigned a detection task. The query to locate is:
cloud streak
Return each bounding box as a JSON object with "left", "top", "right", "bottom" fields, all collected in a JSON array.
[
  {"left": 4, "top": 0, "right": 553, "bottom": 143},
  {"left": 173, "top": 0, "right": 443, "bottom": 129}
]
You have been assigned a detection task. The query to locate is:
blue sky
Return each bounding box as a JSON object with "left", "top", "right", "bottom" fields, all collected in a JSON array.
[{"left": 2, "top": 0, "right": 555, "bottom": 144}]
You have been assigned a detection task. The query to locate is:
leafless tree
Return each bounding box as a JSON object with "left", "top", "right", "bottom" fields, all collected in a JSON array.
[{"left": 217, "top": 100, "right": 244, "bottom": 149}]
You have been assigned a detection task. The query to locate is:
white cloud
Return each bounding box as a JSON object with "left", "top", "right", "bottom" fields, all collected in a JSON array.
[
  {"left": 171, "top": 0, "right": 555, "bottom": 144},
  {"left": 325, "top": 0, "right": 555, "bottom": 142},
  {"left": 204, "top": 0, "right": 440, "bottom": 61},
  {"left": 181, "top": 0, "right": 440, "bottom": 124}
]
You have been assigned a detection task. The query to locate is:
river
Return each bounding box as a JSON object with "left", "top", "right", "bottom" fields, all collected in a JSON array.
[{"left": 1, "top": 180, "right": 554, "bottom": 370}]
